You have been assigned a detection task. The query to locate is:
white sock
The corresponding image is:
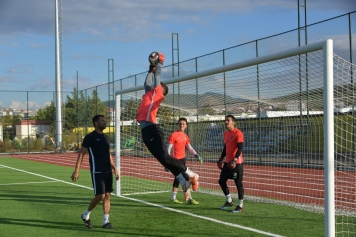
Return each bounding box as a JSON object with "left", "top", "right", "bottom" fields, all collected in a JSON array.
[
  {"left": 82, "top": 210, "right": 91, "bottom": 220},
  {"left": 239, "top": 199, "right": 244, "bottom": 208},
  {"left": 103, "top": 214, "right": 109, "bottom": 225},
  {"left": 226, "top": 194, "right": 232, "bottom": 203},
  {"left": 176, "top": 173, "right": 186, "bottom": 186},
  {"left": 171, "top": 191, "right": 177, "bottom": 201},
  {"left": 184, "top": 167, "right": 195, "bottom": 178}
]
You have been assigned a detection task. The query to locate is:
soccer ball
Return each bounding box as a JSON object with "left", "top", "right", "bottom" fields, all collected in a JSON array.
[{"left": 148, "top": 52, "right": 159, "bottom": 66}]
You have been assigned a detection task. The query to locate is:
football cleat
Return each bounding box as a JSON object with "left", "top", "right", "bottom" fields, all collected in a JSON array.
[
  {"left": 102, "top": 222, "right": 113, "bottom": 229},
  {"left": 220, "top": 201, "right": 234, "bottom": 210},
  {"left": 187, "top": 199, "right": 199, "bottom": 205},
  {"left": 232, "top": 205, "right": 243, "bottom": 213},
  {"left": 81, "top": 214, "right": 93, "bottom": 229},
  {"left": 171, "top": 199, "right": 183, "bottom": 204}
]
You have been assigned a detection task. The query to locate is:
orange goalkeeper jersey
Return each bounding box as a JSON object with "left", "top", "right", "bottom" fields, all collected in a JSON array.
[
  {"left": 168, "top": 131, "right": 190, "bottom": 159},
  {"left": 224, "top": 128, "right": 244, "bottom": 164},
  {"left": 136, "top": 84, "right": 164, "bottom": 123}
]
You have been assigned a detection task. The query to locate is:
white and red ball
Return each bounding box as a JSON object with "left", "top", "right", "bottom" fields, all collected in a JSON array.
[{"left": 148, "top": 52, "right": 159, "bottom": 66}]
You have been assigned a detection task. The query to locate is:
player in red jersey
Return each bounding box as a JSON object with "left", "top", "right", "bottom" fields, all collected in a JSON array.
[
  {"left": 136, "top": 52, "right": 199, "bottom": 192},
  {"left": 166, "top": 117, "right": 203, "bottom": 204},
  {"left": 217, "top": 115, "right": 245, "bottom": 213}
]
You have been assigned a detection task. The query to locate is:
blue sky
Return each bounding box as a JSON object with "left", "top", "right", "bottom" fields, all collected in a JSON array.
[{"left": 0, "top": 0, "right": 355, "bottom": 109}]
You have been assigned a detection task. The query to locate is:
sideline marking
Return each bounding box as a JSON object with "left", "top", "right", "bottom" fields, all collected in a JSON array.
[
  {"left": 0, "top": 180, "right": 58, "bottom": 186},
  {"left": 123, "top": 190, "right": 170, "bottom": 195},
  {"left": 0, "top": 164, "right": 284, "bottom": 237}
]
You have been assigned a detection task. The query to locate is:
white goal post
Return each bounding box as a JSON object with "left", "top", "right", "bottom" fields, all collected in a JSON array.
[{"left": 115, "top": 39, "right": 341, "bottom": 236}]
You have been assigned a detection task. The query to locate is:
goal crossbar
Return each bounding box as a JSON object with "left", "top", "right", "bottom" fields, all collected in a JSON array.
[{"left": 115, "top": 40, "right": 326, "bottom": 96}]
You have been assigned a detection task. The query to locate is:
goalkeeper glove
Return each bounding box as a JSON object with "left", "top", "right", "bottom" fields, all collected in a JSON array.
[
  {"left": 195, "top": 154, "right": 203, "bottom": 165},
  {"left": 148, "top": 65, "right": 156, "bottom": 72},
  {"left": 226, "top": 159, "right": 236, "bottom": 169},
  {"left": 164, "top": 167, "right": 170, "bottom": 172},
  {"left": 217, "top": 157, "right": 224, "bottom": 170},
  {"left": 158, "top": 52, "right": 165, "bottom": 64}
]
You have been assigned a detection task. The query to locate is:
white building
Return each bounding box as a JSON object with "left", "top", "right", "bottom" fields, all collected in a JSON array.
[{"left": 15, "top": 120, "right": 51, "bottom": 139}]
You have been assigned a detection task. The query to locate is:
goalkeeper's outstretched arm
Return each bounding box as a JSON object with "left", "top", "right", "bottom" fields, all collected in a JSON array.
[{"left": 144, "top": 62, "right": 162, "bottom": 93}]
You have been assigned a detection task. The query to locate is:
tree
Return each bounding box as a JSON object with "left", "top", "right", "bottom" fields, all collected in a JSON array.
[
  {"left": 157, "top": 104, "right": 174, "bottom": 125},
  {"left": 33, "top": 102, "right": 55, "bottom": 122},
  {"left": 121, "top": 98, "right": 140, "bottom": 121},
  {"left": 64, "top": 88, "right": 81, "bottom": 130},
  {"left": 86, "top": 90, "right": 108, "bottom": 120},
  {"left": 30, "top": 88, "right": 108, "bottom": 135},
  {"left": 12, "top": 115, "right": 22, "bottom": 124},
  {"left": 62, "top": 88, "right": 108, "bottom": 130},
  {"left": 0, "top": 115, "right": 14, "bottom": 128}
]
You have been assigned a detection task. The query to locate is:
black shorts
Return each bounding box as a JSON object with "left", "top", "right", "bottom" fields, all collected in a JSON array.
[
  {"left": 141, "top": 124, "right": 186, "bottom": 176},
  {"left": 91, "top": 172, "right": 113, "bottom": 195},
  {"left": 220, "top": 163, "right": 244, "bottom": 182},
  {"left": 176, "top": 158, "right": 186, "bottom": 166}
]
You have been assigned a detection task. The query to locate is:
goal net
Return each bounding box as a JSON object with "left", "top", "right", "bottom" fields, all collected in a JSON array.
[{"left": 115, "top": 40, "right": 356, "bottom": 236}]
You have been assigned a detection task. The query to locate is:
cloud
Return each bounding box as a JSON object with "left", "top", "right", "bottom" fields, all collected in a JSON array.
[
  {"left": 65, "top": 75, "right": 104, "bottom": 91},
  {"left": 72, "top": 54, "right": 104, "bottom": 60},
  {"left": 0, "top": 0, "right": 354, "bottom": 42},
  {"left": 5, "top": 64, "right": 34, "bottom": 74},
  {"left": 29, "top": 43, "right": 47, "bottom": 49},
  {"left": 0, "top": 75, "right": 20, "bottom": 85},
  {"left": 29, "top": 77, "right": 54, "bottom": 90},
  {"left": 7, "top": 101, "right": 27, "bottom": 109},
  {"left": 0, "top": 100, "right": 43, "bottom": 110}
]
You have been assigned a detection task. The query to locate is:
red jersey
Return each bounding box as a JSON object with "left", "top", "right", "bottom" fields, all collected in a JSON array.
[
  {"left": 224, "top": 128, "right": 244, "bottom": 164},
  {"left": 136, "top": 84, "right": 164, "bottom": 123},
  {"left": 168, "top": 131, "right": 190, "bottom": 159}
]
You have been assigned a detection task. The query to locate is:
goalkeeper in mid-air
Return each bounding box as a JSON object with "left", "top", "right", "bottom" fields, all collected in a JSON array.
[
  {"left": 217, "top": 115, "right": 245, "bottom": 213},
  {"left": 136, "top": 52, "right": 199, "bottom": 192}
]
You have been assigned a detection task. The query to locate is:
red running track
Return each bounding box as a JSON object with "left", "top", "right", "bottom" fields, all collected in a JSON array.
[{"left": 2, "top": 153, "right": 355, "bottom": 210}]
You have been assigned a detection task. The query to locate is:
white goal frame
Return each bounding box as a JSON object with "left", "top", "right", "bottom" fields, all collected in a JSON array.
[{"left": 115, "top": 39, "right": 334, "bottom": 236}]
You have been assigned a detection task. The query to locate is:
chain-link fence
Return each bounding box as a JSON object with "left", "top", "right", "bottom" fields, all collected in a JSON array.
[{"left": 0, "top": 11, "right": 355, "bottom": 154}]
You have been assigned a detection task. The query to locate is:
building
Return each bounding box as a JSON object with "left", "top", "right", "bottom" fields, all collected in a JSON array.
[
  {"left": 0, "top": 108, "right": 13, "bottom": 117},
  {"left": 15, "top": 120, "right": 51, "bottom": 139}
]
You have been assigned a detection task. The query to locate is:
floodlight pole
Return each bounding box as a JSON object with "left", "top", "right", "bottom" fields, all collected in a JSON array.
[{"left": 55, "top": 0, "right": 63, "bottom": 147}]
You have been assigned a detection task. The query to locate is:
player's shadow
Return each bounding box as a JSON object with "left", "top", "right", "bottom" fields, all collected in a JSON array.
[
  {"left": 0, "top": 192, "right": 91, "bottom": 206},
  {"left": 0, "top": 217, "right": 162, "bottom": 236},
  {"left": 0, "top": 217, "right": 98, "bottom": 232}
]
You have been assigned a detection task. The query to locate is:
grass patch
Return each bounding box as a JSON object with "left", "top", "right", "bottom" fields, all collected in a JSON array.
[{"left": 0, "top": 157, "right": 324, "bottom": 236}]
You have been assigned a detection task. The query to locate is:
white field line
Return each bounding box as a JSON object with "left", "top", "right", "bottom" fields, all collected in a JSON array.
[
  {"left": 0, "top": 164, "right": 93, "bottom": 191},
  {"left": 0, "top": 164, "right": 284, "bottom": 237},
  {"left": 123, "top": 190, "right": 170, "bottom": 195},
  {"left": 0, "top": 180, "right": 58, "bottom": 186}
]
